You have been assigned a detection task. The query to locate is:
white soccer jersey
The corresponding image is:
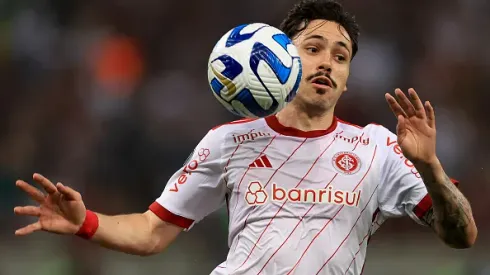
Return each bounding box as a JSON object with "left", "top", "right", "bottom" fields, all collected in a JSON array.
[{"left": 149, "top": 115, "right": 457, "bottom": 275}]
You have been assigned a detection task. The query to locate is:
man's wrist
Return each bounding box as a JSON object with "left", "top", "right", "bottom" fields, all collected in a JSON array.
[{"left": 76, "top": 210, "right": 99, "bottom": 239}]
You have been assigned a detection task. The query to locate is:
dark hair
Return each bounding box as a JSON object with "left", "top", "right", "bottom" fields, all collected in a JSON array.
[{"left": 280, "top": 0, "right": 360, "bottom": 59}]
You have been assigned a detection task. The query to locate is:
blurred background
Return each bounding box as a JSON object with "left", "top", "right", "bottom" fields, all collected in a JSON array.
[{"left": 1, "top": 0, "right": 489, "bottom": 274}]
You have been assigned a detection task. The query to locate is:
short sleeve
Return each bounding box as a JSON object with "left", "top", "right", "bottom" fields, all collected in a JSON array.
[
  {"left": 377, "top": 127, "right": 430, "bottom": 225},
  {"left": 149, "top": 129, "right": 226, "bottom": 230}
]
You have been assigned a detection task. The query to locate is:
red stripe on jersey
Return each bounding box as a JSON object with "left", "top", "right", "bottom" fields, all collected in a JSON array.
[
  {"left": 259, "top": 130, "right": 367, "bottom": 273},
  {"left": 413, "top": 178, "right": 459, "bottom": 218},
  {"left": 265, "top": 115, "right": 338, "bottom": 138},
  {"left": 287, "top": 145, "right": 378, "bottom": 275},
  {"left": 211, "top": 118, "right": 258, "bottom": 131},
  {"left": 360, "top": 262, "right": 366, "bottom": 275},
  {"left": 232, "top": 136, "right": 277, "bottom": 214},
  {"left": 149, "top": 202, "right": 194, "bottom": 229},
  {"left": 261, "top": 138, "right": 308, "bottom": 190},
  {"left": 225, "top": 144, "right": 240, "bottom": 172},
  {"left": 258, "top": 173, "right": 339, "bottom": 274},
  {"left": 224, "top": 144, "right": 241, "bottom": 189},
  {"left": 260, "top": 155, "right": 273, "bottom": 168},
  {"left": 343, "top": 229, "right": 371, "bottom": 274},
  {"left": 315, "top": 184, "right": 380, "bottom": 274},
  {"left": 232, "top": 137, "right": 309, "bottom": 266}
]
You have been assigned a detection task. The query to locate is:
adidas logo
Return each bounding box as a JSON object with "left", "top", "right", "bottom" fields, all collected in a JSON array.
[{"left": 249, "top": 155, "right": 272, "bottom": 168}]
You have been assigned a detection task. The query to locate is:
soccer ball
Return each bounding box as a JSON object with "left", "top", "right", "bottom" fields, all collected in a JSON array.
[{"left": 207, "top": 23, "right": 302, "bottom": 118}]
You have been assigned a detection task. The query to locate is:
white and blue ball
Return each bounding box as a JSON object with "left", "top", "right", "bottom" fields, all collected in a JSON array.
[{"left": 208, "top": 23, "right": 302, "bottom": 118}]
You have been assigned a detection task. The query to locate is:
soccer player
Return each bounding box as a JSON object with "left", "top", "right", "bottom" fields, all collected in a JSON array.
[{"left": 13, "top": 0, "right": 477, "bottom": 274}]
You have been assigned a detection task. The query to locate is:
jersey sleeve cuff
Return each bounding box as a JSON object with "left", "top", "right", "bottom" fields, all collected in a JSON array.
[
  {"left": 413, "top": 178, "right": 459, "bottom": 219},
  {"left": 149, "top": 202, "right": 194, "bottom": 229}
]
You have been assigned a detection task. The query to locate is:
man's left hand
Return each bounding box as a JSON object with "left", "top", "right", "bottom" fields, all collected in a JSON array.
[{"left": 385, "top": 88, "right": 437, "bottom": 165}]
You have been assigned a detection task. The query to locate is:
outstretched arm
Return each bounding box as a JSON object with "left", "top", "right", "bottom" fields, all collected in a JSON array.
[
  {"left": 14, "top": 174, "right": 183, "bottom": 256},
  {"left": 385, "top": 88, "right": 477, "bottom": 248}
]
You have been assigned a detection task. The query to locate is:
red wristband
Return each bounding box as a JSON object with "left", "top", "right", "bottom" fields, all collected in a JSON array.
[{"left": 76, "top": 210, "right": 99, "bottom": 239}]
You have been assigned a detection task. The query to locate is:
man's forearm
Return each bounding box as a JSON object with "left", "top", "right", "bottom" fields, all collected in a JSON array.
[
  {"left": 90, "top": 212, "right": 160, "bottom": 256},
  {"left": 415, "top": 159, "right": 477, "bottom": 248}
]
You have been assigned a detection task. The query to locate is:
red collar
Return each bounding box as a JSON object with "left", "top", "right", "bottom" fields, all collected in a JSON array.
[{"left": 265, "top": 115, "right": 338, "bottom": 138}]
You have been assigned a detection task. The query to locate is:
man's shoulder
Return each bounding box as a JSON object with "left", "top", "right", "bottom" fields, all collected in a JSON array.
[
  {"left": 336, "top": 118, "right": 396, "bottom": 146},
  {"left": 204, "top": 117, "right": 268, "bottom": 142},
  {"left": 210, "top": 117, "right": 262, "bottom": 131}
]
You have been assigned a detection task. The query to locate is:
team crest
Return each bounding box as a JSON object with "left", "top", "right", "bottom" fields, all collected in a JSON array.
[{"left": 332, "top": 151, "right": 361, "bottom": 175}]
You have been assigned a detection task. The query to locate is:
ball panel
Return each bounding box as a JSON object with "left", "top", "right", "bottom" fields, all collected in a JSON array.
[
  {"left": 233, "top": 88, "right": 276, "bottom": 117},
  {"left": 208, "top": 54, "right": 244, "bottom": 101},
  {"left": 225, "top": 23, "right": 268, "bottom": 48}
]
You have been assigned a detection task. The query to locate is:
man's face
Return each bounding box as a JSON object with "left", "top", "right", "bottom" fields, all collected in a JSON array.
[{"left": 292, "top": 20, "right": 353, "bottom": 113}]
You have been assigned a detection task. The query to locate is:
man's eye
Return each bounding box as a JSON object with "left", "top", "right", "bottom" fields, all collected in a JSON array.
[
  {"left": 336, "top": 55, "right": 346, "bottom": 61},
  {"left": 306, "top": 47, "right": 318, "bottom": 53}
]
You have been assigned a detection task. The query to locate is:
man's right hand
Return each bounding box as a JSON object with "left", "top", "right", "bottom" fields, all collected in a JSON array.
[{"left": 14, "top": 173, "right": 87, "bottom": 236}]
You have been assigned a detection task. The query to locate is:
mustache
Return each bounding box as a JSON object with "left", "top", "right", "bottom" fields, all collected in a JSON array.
[{"left": 306, "top": 71, "right": 337, "bottom": 88}]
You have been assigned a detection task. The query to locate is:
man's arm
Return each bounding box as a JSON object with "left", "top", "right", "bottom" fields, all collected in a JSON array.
[
  {"left": 385, "top": 88, "right": 477, "bottom": 249},
  {"left": 416, "top": 159, "right": 477, "bottom": 249},
  {"left": 16, "top": 128, "right": 224, "bottom": 256},
  {"left": 90, "top": 211, "right": 183, "bottom": 256},
  {"left": 14, "top": 174, "right": 183, "bottom": 256}
]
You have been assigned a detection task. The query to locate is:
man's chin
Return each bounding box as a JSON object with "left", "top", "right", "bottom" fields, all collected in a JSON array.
[{"left": 294, "top": 97, "right": 333, "bottom": 115}]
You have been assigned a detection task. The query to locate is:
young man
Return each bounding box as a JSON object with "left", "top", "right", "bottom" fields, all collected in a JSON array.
[{"left": 14, "top": 0, "right": 477, "bottom": 274}]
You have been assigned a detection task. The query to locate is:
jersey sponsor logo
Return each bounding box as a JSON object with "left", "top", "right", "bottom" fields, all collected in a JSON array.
[
  {"left": 245, "top": 181, "right": 268, "bottom": 205},
  {"left": 245, "top": 181, "right": 362, "bottom": 207},
  {"left": 386, "top": 136, "right": 421, "bottom": 178},
  {"left": 332, "top": 152, "right": 361, "bottom": 175},
  {"left": 232, "top": 129, "right": 272, "bottom": 144},
  {"left": 249, "top": 155, "right": 273, "bottom": 168},
  {"left": 334, "top": 133, "right": 370, "bottom": 145},
  {"left": 169, "top": 148, "right": 211, "bottom": 192}
]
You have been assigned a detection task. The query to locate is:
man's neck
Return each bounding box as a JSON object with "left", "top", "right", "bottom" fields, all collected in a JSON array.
[{"left": 275, "top": 102, "right": 335, "bottom": 132}]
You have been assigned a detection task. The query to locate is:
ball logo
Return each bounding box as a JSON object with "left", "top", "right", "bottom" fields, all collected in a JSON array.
[
  {"left": 333, "top": 152, "right": 361, "bottom": 175},
  {"left": 245, "top": 181, "right": 268, "bottom": 205}
]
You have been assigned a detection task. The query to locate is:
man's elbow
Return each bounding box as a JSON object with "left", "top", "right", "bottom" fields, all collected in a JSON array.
[
  {"left": 137, "top": 248, "right": 162, "bottom": 257},
  {"left": 442, "top": 226, "right": 478, "bottom": 249},
  {"left": 135, "top": 243, "right": 167, "bottom": 257}
]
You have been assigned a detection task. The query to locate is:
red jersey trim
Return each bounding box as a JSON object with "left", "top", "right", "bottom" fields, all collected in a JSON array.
[
  {"left": 149, "top": 202, "right": 194, "bottom": 229},
  {"left": 265, "top": 115, "right": 338, "bottom": 138},
  {"left": 413, "top": 178, "right": 460, "bottom": 218}
]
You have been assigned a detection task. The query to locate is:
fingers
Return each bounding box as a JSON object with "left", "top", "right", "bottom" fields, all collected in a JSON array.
[
  {"left": 394, "top": 88, "right": 416, "bottom": 117},
  {"left": 425, "top": 100, "right": 436, "bottom": 128},
  {"left": 33, "top": 173, "right": 57, "bottom": 195},
  {"left": 56, "top": 182, "right": 82, "bottom": 201},
  {"left": 14, "top": 206, "right": 40, "bottom": 217},
  {"left": 15, "top": 221, "right": 42, "bottom": 236},
  {"left": 407, "top": 88, "right": 425, "bottom": 112},
  {"left": 15, "top": 180, "right": 45, "bottom": 203},
  {"left": 385, "top": 93, "right": 407, "bottom": 118}
]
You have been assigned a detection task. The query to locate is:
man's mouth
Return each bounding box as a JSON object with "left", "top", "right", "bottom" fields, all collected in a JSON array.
[{"left": 311, "top": 76, "right": 333, "bottom": 88}]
